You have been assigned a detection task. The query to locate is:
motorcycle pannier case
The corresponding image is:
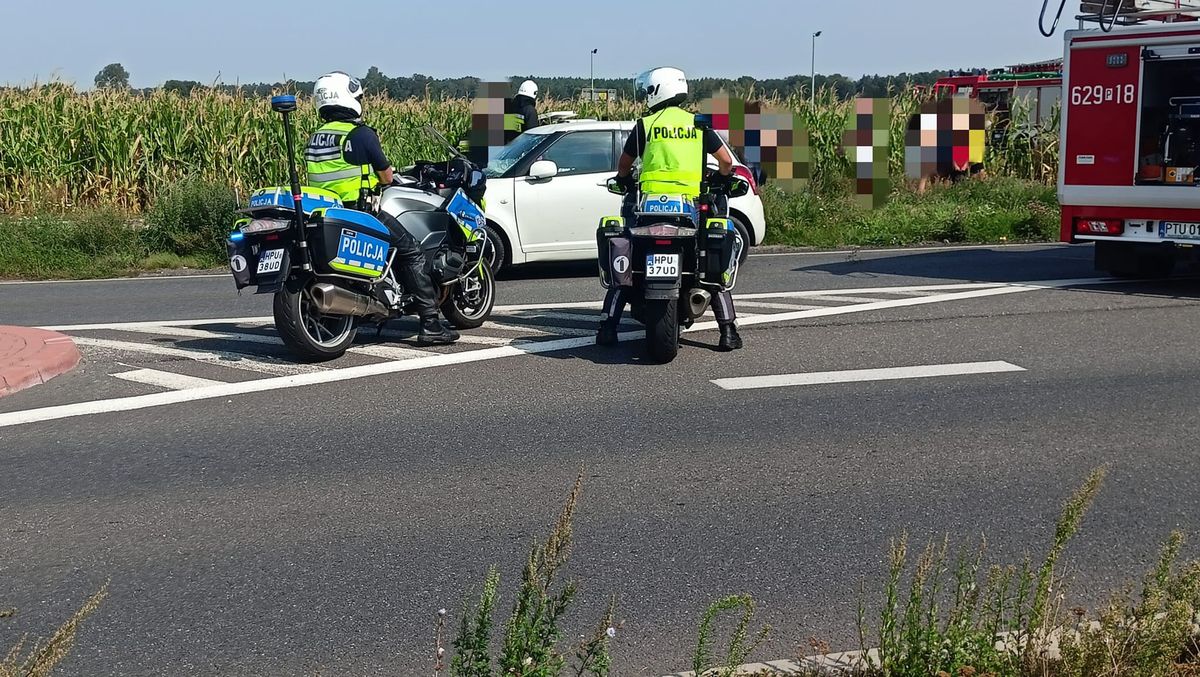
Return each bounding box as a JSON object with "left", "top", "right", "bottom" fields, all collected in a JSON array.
[
  {"left": 312, "top": 208, "right": 394, "bottom": 280},
  {"left": 596, "top": 216, "right": 632, "bottom": 288},
  {"left": 701, "top": 218, "right": 736, "bottom": 286}
]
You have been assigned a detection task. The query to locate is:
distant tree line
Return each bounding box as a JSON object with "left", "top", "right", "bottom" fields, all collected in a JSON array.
[{"left": 100, "top": 64, "right": 977, "bottom": 100}]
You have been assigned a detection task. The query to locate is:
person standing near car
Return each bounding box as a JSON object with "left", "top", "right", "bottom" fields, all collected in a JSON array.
[
  {"left": 305, "top": 71, "right": 459, "bottom": 344},
  {"left": 597, "top": 66, "right": 743, "bottom": 352},
  {"left": 504, "top": 80, "right": 540, "bottom": 143}
]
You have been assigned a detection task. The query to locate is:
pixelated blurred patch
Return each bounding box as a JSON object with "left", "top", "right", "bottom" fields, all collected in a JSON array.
[
  {"left": 903, "top": 96, "right": 986, "bottom": 179},
  {"left": 461, "top": 81, "right": 514, "bottom": 166},
  {"left": 834, "top": 98, "right": 891, "bottom": 208},
  {"left": 699, "top": 92, "right": 811, "bottom": 193}
]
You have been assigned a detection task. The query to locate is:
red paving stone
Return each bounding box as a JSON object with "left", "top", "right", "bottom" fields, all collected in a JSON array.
[{"left": 0, "top": 326, "right": 81, "bottom": 398}]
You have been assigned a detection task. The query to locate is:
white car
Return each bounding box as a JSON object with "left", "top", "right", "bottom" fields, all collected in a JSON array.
[{"left": 479, "top": 119, "right": 768, "bottom": 275}]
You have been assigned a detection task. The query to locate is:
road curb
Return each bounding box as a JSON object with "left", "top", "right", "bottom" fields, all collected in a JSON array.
[
  {"left": 662, "top": 646, "right": 877, "bottom": 676},
  {"left": 0, "top": 326, "right": 81, "bottom": 398}
]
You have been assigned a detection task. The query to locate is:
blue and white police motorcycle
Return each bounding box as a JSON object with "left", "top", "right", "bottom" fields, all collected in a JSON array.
[
  {"left": 225, "top": 96, "right": 494, "bottom": 361},
  {"left": 597, "top": 170, "right": 749, "bottom": 364}
]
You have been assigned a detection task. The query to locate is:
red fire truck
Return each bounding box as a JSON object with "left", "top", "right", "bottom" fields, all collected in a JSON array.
[
  {"left": 1052, "top": 1, "right": 1200, "bottom": 276},
  {"left": 928, "top": 62, "right": 1064, "bottom": 129}
]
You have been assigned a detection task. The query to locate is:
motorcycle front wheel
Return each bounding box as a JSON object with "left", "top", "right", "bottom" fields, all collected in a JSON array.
[
  {"left": 440, "top": 260, "right": 495, "bottom": 329},
  {"left": 644, "top": 298, "right": 679, "bottom": 364},
  {"left": 273, "top": 275, "right": 358, "bottom": 361}
]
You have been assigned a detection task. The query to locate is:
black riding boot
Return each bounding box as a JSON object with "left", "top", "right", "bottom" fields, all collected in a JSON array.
[
  {"left": 419, "top": 316, "right": 460, "bottom": 344},
  {"left": 718, "top": 322, "right": 743, "bottom": 351}
]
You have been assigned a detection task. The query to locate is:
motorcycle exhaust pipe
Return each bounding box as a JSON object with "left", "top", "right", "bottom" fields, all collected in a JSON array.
[
  {"left": 310, "top": 283, "right": 389, "bottom": 317},
  {"left": 687, "top": 288, "right": 712, "bottom": 319}
]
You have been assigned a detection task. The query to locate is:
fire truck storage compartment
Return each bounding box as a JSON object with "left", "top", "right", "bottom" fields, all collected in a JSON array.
[
  {"left": 1137, "top": 44, "right": 1200, "bottom": 184},
  {"left": 1063, "top": 42, "right": 1141, "bottom": 187}
]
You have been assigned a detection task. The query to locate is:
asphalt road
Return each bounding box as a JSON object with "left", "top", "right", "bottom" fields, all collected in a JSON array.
[{"left": 3, "top": 244, "right": 1200, "bottom": 676}]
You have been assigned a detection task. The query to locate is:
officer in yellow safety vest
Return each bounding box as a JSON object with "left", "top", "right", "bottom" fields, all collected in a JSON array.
[
  {"left": 598, "top": 67, "right": 743, "bottom": 352},
  {"left": 304, "top": 71, "right": 459, "bottom": 344}
]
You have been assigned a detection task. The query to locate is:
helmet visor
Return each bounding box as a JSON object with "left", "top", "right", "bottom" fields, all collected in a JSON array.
[{"left": 633, "top": 71, "right": 653, "bottom": 102}]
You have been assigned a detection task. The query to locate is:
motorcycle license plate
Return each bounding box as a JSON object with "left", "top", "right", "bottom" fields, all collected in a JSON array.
[
  {"left": 257, "top": 248, "right": 285, "bottom": 274},
  {"left": 646, "top": 253, "right": 679, "bottom": 279}
]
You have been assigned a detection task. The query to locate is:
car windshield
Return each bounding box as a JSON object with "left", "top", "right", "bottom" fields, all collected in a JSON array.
[{"left": 484, "top": 133, "right": 549, "bottom": 177}]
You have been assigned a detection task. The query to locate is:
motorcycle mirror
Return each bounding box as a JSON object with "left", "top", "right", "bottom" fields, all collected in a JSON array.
[
  {"left": 729, "top": 177, "right": 750, "bottom": 198},
  {"left": 606, "top": 177, "right": 627, "bottom": 195}
]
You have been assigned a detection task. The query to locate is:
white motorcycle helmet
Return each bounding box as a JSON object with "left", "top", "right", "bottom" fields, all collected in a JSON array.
[
  {"left": 313, "top": 71, "right": 365, "bottom": 116},
  {"left": 635, "top": 67, "right": 688, "bottom": 110},
  {"left": 518, "top": 79, "right": 538, "bottom": 99}
]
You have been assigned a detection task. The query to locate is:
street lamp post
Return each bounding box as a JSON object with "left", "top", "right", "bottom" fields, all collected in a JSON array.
[
  {"left": 590, "top": 48, "right": 598, "bottom": 100},
  {"left": 811, "top": 30, "right": 822, "bottom": 105}
]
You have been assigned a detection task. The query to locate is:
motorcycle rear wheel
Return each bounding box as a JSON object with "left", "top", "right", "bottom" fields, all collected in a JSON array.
[
  {"left": 644, "top": 298, "right": 679, "bottom": 364},
  {"left": 274, "top": 275, "right": 358, "bottom": 361}
]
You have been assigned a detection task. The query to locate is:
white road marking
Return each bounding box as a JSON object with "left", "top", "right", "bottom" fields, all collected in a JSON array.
[
  {"left": 347, "top": 344, "right": 438, "bottom": 360},
  {"left": 0, "top": 333, "right": 627, "bottom": 429},
  {"left": 483, "top": 321, "right": 594, "bottom": 337},
  {"left": 732, "top": 283, "right": 1003, "bottom": 299},
  {"left": 43, "top": 317, "right": 275, "bottom": 332},
  {"left": 0, "top": 276, "right": 1136, "bottom": 430},
  {"left": 504, "top": 310, "right": 603, "bottom": 323},
  {"left": 792, "top": 294, "right": 894, "bottom": 304},
  {"left": 111, "top": 368, "right": 222, "bottom": 390},
  {"left": 493, "top": 301, "right": 604, "bottom": 312},
  {"left": 736, "top": 301, "right": 825, "bottom": 311},
  {"left": 680, "top": 277, "right": 1131, "bottom": 334},
  {"left": 39, "top": 280, "right": 1118, "bottom": 333},
  {"left": 372, "top": 327, "right": 521, "bottom": 347},
  {"left": 108, "top": 324, "right": 282, "bottom": 345},
  {"left": 71, "top": 337, "right": 323, "bottom": 376},
  {"left": 711, "top": 361, "right": 1027, "bottom": 390}
]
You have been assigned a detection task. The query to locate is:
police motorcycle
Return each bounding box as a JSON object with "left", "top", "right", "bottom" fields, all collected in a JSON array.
[
  {"left": 225, "top": 95, "right": 495, "bottom": 361},
  {"left": 596, "top": 163, "right": 749, "bottom": 364}
]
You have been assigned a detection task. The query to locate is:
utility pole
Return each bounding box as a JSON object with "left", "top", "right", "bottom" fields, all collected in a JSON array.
[
  {"left": 811, "top": 30, "right": 822, "bottom": 105},
  {"left": 590, "top": 48, "right": 598, "bottom": 100}
]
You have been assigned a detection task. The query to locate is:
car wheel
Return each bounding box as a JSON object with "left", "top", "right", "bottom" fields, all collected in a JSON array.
[{"left": 482, "top": 224, "right": 508, "bottom": 277}]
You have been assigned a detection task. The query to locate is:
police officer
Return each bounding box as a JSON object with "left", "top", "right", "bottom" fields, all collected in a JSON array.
[
  {"left": 503, "top": 80, "right": 540, "bottom": 143},
  {"left": 305, "top": 71, "right": 459, "bottom": 344},
  {"left": 597, "top": 67, "right": 743, "bottom": 351}
]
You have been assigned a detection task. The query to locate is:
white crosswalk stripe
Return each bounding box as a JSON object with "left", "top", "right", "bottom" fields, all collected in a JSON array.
[
  {"left": 111, "top": 368, "right": 223, "bottom": 390},
  {"left": 72, "top": 337, "right": 325, "bottom": 376}
]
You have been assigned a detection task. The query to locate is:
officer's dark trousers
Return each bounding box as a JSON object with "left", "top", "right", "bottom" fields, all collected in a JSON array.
[{"left": 377, "top": 211, "right": 439, "bottom": 318}]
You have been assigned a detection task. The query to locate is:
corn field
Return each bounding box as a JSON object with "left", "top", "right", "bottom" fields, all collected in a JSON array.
[{"left": 0, "top": 84, "right": 1060, "bottom": 215}]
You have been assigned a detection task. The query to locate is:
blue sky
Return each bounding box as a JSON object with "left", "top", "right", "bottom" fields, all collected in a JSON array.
[{"left": 0, "top": 1, "right": 1072, "bottom": 89}]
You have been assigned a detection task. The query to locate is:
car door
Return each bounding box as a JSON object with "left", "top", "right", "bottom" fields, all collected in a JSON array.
[{"left": 512, "top": 130, "right": 621, "bottom": 256}]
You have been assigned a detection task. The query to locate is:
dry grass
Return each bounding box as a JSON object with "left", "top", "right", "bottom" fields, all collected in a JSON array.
[{"left": 2, "top": 582, "right": 108, "bottom": 677}]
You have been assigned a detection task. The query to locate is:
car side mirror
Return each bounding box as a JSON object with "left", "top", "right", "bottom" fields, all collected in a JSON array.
[{"left": 528, "top": 160, "right": 558, "bottom": 180}]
